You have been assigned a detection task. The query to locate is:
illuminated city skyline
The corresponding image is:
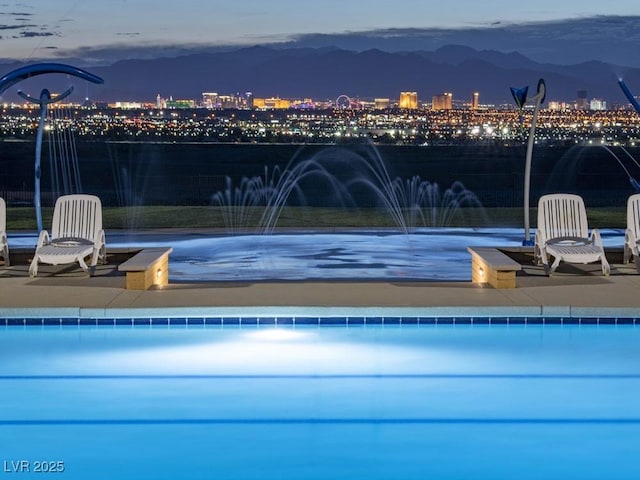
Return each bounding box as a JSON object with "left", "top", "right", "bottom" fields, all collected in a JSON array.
[
  {"left": 2, "top": 100, "right": 639, "bottom": 147},
  {"left": 1, "top": 87, "right": 633, "bottom": 113}
]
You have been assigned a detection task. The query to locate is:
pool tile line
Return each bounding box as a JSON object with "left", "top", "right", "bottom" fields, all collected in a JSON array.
[
  {"left": 4, "top": 417, "right": 640, "bottom": 426},
  {"left": 1, "top": 316, "right": 638, "bottom": 327}
]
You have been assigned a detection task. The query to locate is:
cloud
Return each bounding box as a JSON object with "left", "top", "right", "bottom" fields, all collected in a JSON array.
[
  {"left": 50, "top": 42, "right": 236, "bottom": 65},
  {"left": 15, "top": 31, "right": 56, "bottom": 38},
  {"left": 6, "top": 14, "right": 638, "bottom": 69},
  {"left": 0, "top": 9, "right": 47, "bottom": 41},
  {"left": 0, "top": 23, "right": 36, "bottom": 30},
  {"left": 283, "top": 15, "right": 640, "bottom": 67}
]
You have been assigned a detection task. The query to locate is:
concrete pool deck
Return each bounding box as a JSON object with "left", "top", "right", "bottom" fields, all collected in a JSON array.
[{"left": 0, "top": 245, "right": 639, "bottom": 320}]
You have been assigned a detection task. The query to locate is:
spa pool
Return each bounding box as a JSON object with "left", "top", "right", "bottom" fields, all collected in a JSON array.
[{"left": 8, "top": 228, "right": 625, "bottom": 281}]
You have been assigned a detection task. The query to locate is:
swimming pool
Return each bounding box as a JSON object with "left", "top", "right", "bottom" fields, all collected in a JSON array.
[{"left": 1, "top": 324, "right": 639, "bottom": 479}]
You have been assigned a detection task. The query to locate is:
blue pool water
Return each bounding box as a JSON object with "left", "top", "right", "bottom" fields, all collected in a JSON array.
[
  {"left": 9, "top": 227, "right": 625, "bottom": 281},
  {"left": 1, "top": 324, "right": 639, "bottom": 479}
]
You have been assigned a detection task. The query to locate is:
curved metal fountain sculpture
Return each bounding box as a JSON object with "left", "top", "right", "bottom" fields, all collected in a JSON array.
[
  {"left": 511, "top": 79, "right": 546, "bottom": 246},
  {"left": 0, "top": 63, "right": 104, "bottom": 230},
  {"left": 618, "top": 78, "right": 640, "bottom": 115}
]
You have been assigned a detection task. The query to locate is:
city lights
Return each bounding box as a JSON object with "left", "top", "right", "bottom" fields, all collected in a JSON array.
[{"left": 1, "top": 91, "right": 639, "bottom": 145}]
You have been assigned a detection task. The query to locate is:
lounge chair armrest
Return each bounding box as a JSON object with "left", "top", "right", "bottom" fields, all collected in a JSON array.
[
  {"left": 36, "top": 230, "right": 50, "bottom": 248},
  {"left": 626, "top": 227, "right": 638, "bottom": 246},
  {"left": 590, "top": 228, "right": 604, "bottom": 248}
]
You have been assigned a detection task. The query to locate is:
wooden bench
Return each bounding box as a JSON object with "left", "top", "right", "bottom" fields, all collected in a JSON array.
[
  {"left": 118, "top": 247, "right": 173, "bottom": 290},
  {"left": 467, "top": 247, "right": 522, "bottom": 289}
]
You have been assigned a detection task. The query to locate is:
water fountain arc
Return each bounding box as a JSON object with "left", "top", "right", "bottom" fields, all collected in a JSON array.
[
  {"left": 209, "top": 141, "right": 484, "bottom": 234},
  {"left": 16, "top": 88, "right": 74, "bottom": 231},
  {"left": 600, "top": 145, "right": 640, "bottom": 193}
]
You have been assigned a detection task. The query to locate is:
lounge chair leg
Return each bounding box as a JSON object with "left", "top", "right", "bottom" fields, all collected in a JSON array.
[
  {"left": 29, "top": 258, "right": 38, "bottom": 278},
  {"left": 602, "top": 259, "right": 611, "bottom": 277},
  {"left": 541, "top": 261, "right": 551, "bottom": 276},
  {"left": 535, "top": 246, "right": 549, "bottom": 267},
  {"left": 78, "top": 257, "right": 91, "bottom": 276},
  {"left": 548, "top": 256, "right": 561, "bottom": 276}
]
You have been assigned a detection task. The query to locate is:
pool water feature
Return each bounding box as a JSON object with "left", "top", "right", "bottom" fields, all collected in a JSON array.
[
  {"left": 7, "top": 227, "right": 625, "bottom": 281},
  {"left": 156, "top": 229, "right": 508, "bottom": 282},
  {"left": 1, "top": 324, "right": 639, "bottom": 480},
  {"left": 106, "top": 227, "right": 623, "bottom": 282}
]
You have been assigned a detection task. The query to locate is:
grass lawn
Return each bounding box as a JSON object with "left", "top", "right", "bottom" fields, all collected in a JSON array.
[{"left": 5, "top": 205, "right": 627, "bottom": 231}]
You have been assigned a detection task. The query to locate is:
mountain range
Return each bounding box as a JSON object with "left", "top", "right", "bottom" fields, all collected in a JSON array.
[{"left": 1, "top": 44, "right": 639, "bottom": 105}]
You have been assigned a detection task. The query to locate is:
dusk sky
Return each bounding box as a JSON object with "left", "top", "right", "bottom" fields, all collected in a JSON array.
[{"left": 1, "top": 0, "right": 639, "bottom": 62}]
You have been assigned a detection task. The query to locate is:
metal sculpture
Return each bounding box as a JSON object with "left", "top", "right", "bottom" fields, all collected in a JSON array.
[
  {"left": 511, "top": 79, "right": 546, "bottom": 246},
  {"left": 0, "top": 63, "right": 103, "bottom": 231},
  {"left": 618, "top": 78, "right": 640, "bottom": 115},
  {"left": 0, "top": 63, "right": 103, "bottom": 96},
  {"left": 509, "top": 86, "right": 528, "bottom": 110}
]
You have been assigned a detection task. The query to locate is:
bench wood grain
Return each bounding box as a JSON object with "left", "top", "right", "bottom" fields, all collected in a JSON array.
[
  {"left": 118, "top": 247, "right": 173, "bottom": 290},
  {"left": 467, "top": 247, "right": 521, "bottom": 289}
]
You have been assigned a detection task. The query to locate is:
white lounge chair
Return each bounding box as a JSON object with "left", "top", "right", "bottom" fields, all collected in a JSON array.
[
  {"left": 624, "top": 193, "right": 640, "bottom": 273},
  {"left": 534, "top": 193, "right": 610, "bottom": 276},
  {"left": 29, "top": 194, "right": 106, "bottom": 277},
  {"left": 0, "top": 197, "right": 9, "bottom": 266}
]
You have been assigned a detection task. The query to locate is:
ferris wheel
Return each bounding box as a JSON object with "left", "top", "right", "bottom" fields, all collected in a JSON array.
[{"left": 335, "top": 94, "right": 352, "bottom": 109}]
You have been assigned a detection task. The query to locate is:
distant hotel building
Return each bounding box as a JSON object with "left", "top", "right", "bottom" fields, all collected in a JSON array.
[
  {"left": 166, "top": 98, "right": 196, "bottom": 109},
  {"left": 155, "top": 95, "right": 196, "bottom": 109},
  {"left": 399, "top": 92, "right": 418, "bottom": 109},
  {"left": 548, "top": 101, "right": 572, "bottom": 111},
  {"left": 202, "top": 92, "right": 252, "bottom": 109},
  {"left": 375, "top": 98, "right": 390, "bottom": 109},
  {"left": 253, "top": 97, "right": 291, "bottom": 109},
  {"left": 590, "top": 98, "right": 607, "bottom": 110},
  {"left": 114, "top": 101, "right": 144, "bottom": 109},
  {"left": 472, "top": 92, "right": 479, "bottom": 110},
  {"left": 432, "top": 92, "right": 453, "bottom": 110},
  {"left": 202, "top": 92, "right": 219, "bottom": 108}
]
